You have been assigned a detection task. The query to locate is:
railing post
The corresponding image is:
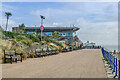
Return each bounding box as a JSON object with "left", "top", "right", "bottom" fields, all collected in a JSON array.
[
  {"left": 119, "top": 60, "right": 120, "bottom": 79},
  {"left": 114, "top": 57, "right": 117, "bottom": 78},
  {"left": 112, "top": 56, "right": 115, "bottom": 73}
]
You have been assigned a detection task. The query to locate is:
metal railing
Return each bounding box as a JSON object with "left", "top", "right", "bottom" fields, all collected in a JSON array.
[{"left": 101, "top": 48, "right": 120, "bottom": 78}]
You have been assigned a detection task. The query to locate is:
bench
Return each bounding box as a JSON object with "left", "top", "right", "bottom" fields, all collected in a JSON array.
[
  {"left": 41, "top": 48, "right": 47, "bottom": 56},
  {"left": 47, "top": 48, "right": 52, "bottom": 55},
  {"left": 4, "top": 50, "right": 23, "bottom": 64},
  {"left": 35, "top": 49, "right": 42, "bottom": 57},
  {"left": 35, "top": 48, "right": 58, "bottom": 57},
  {"left": 52, "top": 48, "right": 57, "bottom": 54},
  {"left": 62, "top": 48, "right": 68, "bottom": 52},
  {"left": 35, "top": 48, "right": 48, "bottom": 57}
]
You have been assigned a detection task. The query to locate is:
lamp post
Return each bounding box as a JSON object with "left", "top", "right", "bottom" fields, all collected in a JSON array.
[{"left": 40, "top": 15, "right": 45, "bottom": 41}]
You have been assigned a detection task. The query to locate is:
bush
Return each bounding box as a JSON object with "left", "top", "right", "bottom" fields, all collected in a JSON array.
[
  {"left": 3, "top": 31, "right": 15, "bottom": 39},
  {"left": 59, "top": 47, "right": 62, "bottom": 52},
  {"left": 45, "top": 37, "right": 63, "bottom": 48},
  {"left": 16, "top": 35, "right": 26, "bottom": 40},
  {"left": 27, "top": 34, "right": 40, "bottom": 42},
  {"left": 12, "top": 39, "right": 17, "bottom": 45},
  {"left": 2, "top": 35, "right": 5, "bottom": 39},
  {"left": 21, "top": 40, "right": 28, "bottom": 45},
  {"left": 21, "top": 39, "right": 32, "bottom": 46},
  {"left": 27, "top": 39, "right": 32, "bottom": 46},
  {"left": 10, "top": 45, "right": 17, "bottom": 50},
  {"left": 3, "top": 31, "right": 40, "bottom": 42}
]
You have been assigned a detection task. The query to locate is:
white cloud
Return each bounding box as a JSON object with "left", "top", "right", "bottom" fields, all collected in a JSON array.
[
  {"left": 2, "top": 16, "right": 21, "bottom": 31},
  {"left": 1, "top": 2, "right": 118, "bottom": 50},
  {"left": 29, "top": 2, "right": 118, "bottom": 47},
  {"left": 1, "top": 4, "right": 21, "bottom": 31},
  {"left": 30, "top": 2, "right": 118, "bottom": 24},
  {"left": 52, "top": 22, "right": 63, "bottom": 26},
  {"left": 76, "top": 18, "right": 118, "bottom": 46}
]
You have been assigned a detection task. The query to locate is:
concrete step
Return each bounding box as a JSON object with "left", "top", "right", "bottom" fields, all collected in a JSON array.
[
  {"left": 107, "top": 71, "right": 112, "bottom": 74},
  {"left": 107, "top": 74, "right": 114, "bottom": 78},
  {"left": 105, "top": 63, "right": 109, "bottom": 67}
]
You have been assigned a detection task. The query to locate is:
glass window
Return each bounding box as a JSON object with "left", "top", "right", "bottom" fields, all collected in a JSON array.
[
  {"left": 68, "top": 33, "right": 70, "bottom": 36},
  {"left": 63, "top": 33, "right": 65, "bottom": 35}
]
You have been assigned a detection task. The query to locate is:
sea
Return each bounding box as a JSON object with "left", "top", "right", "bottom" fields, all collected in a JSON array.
[{"left": 102, "top": 45, "right": 118, "bottom": 52}]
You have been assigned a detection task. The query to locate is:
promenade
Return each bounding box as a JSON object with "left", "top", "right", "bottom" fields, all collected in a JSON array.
[{"left": 2, "top": 49, "right": 107, "bottom": 78}]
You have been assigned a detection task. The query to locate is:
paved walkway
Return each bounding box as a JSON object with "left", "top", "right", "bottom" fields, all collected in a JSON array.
[{"left": 2, "top": 49, "right": 107, "bottom": 78}]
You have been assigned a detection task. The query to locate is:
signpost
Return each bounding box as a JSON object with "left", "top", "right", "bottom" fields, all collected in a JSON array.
[
  {"left": 40, "top": 15, "right": 45, "bottom": 41},
  {"left": 40, "top": 25, "right": 44, "bottom": 41},
  {"left": 40, "top": 25, "right": 44, "bottom": 30}
]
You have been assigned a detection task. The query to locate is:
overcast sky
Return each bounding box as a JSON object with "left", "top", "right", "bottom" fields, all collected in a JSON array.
[{"left": 1, "top": 2, "right": 118, "bottom": 49}]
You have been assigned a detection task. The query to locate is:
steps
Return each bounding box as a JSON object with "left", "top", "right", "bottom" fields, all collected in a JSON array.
[{"left": 103, "top": 59, "right": 115, "bottom": 78}]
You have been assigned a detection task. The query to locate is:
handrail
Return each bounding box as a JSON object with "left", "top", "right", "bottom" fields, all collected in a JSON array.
[{"left": 101, "top": 48, "right": 120, "bottom": 78}]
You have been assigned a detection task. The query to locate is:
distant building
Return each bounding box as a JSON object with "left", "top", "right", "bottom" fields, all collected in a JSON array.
[
  {"left": 84, "top": 41, "right": 99, "bottom": 49},
  {"left": 12, "top": 26, "right": 80, "bottom": 43}
]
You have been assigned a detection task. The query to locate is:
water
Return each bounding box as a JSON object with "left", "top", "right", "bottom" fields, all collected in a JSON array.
[{"left": 102, "top": 45, "right": 118, "bottom": 52}]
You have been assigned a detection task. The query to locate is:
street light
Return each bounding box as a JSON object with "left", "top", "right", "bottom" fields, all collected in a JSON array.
[{"left": 40, "top": 15, "right": 45, "bottom": 41}]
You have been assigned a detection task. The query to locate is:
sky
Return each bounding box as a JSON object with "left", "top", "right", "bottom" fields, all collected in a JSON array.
[{"left": 1, "top": 2, "right": 118, "bottom": 50}]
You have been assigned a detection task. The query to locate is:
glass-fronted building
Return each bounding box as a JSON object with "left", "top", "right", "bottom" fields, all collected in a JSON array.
[
  {"left": 12, "top": 26, "right": 80, "bottom": 43},
  {"left": 12, "top": 27, "right": 79, "bottom": 37}
]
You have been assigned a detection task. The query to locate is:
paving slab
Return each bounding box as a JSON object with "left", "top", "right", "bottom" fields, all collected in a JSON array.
[{"left": 2, "top": 49, "right": 107, "bottom": 78}]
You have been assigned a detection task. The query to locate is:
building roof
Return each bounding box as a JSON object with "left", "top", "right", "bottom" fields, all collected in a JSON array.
[
  {"left": 25, "top": 27, "right": 80, "bottom": 32},
  {"left": 13, "top": 26, "right": 80, "bottom": 32}
]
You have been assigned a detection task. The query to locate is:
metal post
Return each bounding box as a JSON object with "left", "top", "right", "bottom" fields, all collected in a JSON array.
[
  {"left": 114, "top": 57, "right": 117, "bottom": 78},
  {"left": 112, "top": 56, "right": 115, "bottom": 73},
  {"left": 119, "top": 60, "right": 120, "bottom": 79},
  {"left": 40, "top": 15, "right": 45, "bottom": 41},
  {"left": 41, "top": 18, "right": 43, "bottom": 41}
]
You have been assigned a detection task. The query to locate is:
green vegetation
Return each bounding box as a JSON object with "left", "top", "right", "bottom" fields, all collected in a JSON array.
[
  {"left": 28, "top": 34, "right": 40, "bottom": 42},
  {"left": 2, "top": 31, "right": 64, "bottom": 48},
  {"left": 3, "top": 31, "right": 15, "bottom": 39},
  {"left": 16, "top": 35, "right": 26, "bottom": 40},
  {"left": 21, "top": 39, "right": 32, "bottom": 46},
  {"left": 52, "top": 31, "right": 60, "bottom": 38},
  {"left": 21, "top": 40, "right": 28, "bottom": 45},
  {"left": 45, "top": 37, "right": 63, "bottom": 48},
  {"left": 3, "top": 31, "right": 40, "bottom": 42},
  {"left": 19, "top": 23, "right": 25, "bottom": 30},
  {"left": 0, "top": 26, "right": 3, "bottom": 39}
]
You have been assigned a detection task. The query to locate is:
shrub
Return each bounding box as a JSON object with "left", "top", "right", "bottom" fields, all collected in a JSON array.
[
  {"left": 16, "top": 48, "right": 24, "bottom": 54},
  {"left": 59, "top": 47, "right": 62, "bottom": 52},
  {"left": 2, "top": 35, "right": 5, "bottom": 39},
  {"left": 21, "top": 39, "right": 32, "bottom": 46},
  {"left": 16, "top": 35, "right": 26, "bottom": 40},
  {"left": 2, "top": 31, "right": 40, "bottom": 43},
  {"left": 27, "top": 34, "right": 40, "bottom": 42},
  {"left": 40, "top": 41, "right": 46, "bottom": 45},
  {"left": 12, "top": 39, "right": 17, "bottom": 45},
  {"left": 3, "top": 31, "right": 15, "bottom": 39},
  {"left": 26, "top": 39, "right": 32, "bottom": 46},
  {"left": 45, "top": 37, "right": 63, "bottom": 48},
  {"left": 10, "top": 45, "right": 17, "bottom": 50},
  {"left": 2, "top": 46, "right": 9, "bottom": 50},
  {"left": 21, "top": 40, "right": 28, "bottom": 45}
]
